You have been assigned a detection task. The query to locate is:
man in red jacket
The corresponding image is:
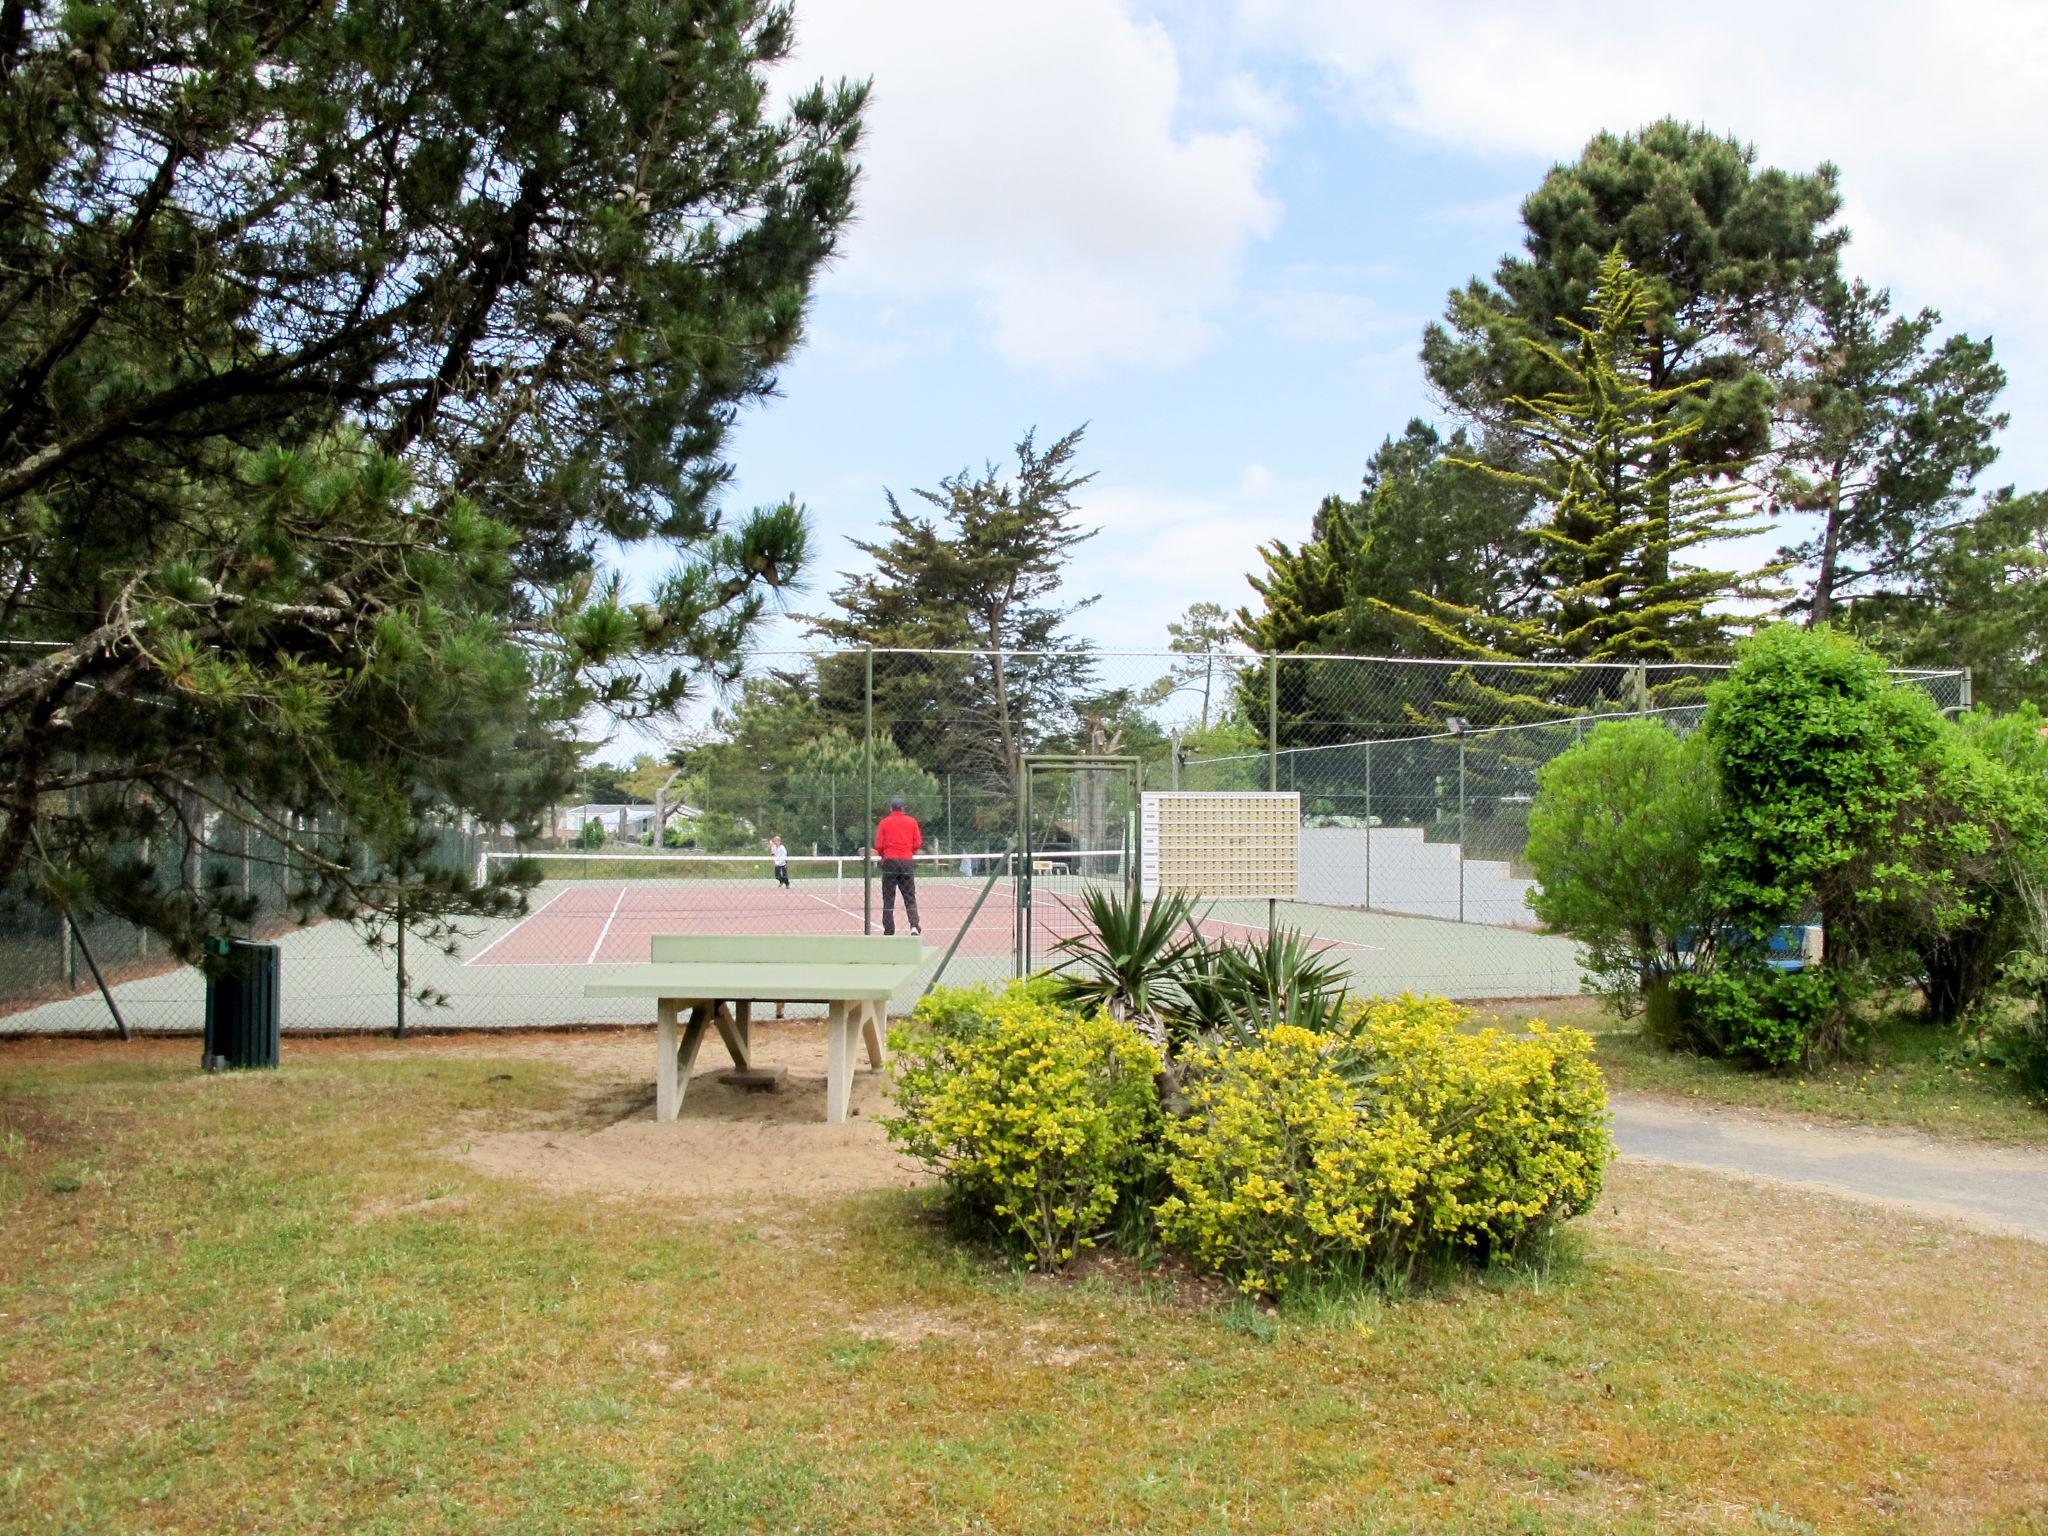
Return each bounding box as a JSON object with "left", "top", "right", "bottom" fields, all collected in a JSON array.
[{"left": 872, "top": 795, "right": 923, "bottom": 936}]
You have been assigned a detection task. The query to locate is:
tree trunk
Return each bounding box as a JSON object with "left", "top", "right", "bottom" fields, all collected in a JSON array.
[{"left": 1809, "top": 475, "right": 1845, "bottom": 625}]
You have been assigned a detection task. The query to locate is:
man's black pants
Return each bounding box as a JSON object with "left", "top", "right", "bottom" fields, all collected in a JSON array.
[{"left": 880, "top": 858, "right": 920, "bottom": 935}]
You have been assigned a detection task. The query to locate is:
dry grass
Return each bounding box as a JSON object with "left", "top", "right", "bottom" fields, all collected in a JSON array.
[{"left": 3, "top": 1031, "right": 2046, "bottom": 1534}]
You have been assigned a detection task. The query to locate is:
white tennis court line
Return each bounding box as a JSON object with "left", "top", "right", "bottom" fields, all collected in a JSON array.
[
  {"left": 585, "top": 886, "right": 629, "bottom": 964},
  {"left": 461, "top": 885, "right": 576, "bottom": 967},
  {"left": 802, "top": 887, "right": 869, "bottom": 926},
  {"left": 1192, "top": 912, "right": 1383, "bottom": 952}
]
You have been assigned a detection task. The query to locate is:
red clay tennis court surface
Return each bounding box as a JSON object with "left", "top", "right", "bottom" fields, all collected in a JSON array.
[{"left": 466, "top": 873, "right": 1378, "bottom": 967}]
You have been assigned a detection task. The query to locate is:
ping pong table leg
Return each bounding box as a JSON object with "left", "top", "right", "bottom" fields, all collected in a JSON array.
[
  {"left": 825, "top": 1000, "right": 855, "bottom": 1124},
  {"left": 860, "top": 1000, "right": 888, "bottom": 1071},
  {"left": 676, "top": 1003, "right": 712, "bottom": 1109},
  {"left": 715, "top": 1000, "right": 753, "bottom": 1070},
  {"left": 655, "top": 999, "right": 680, "bottom": 1122}
]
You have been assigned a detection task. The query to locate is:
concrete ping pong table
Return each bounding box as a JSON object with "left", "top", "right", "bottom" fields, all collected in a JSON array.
[{"left": 583, "top": 935, "right": 935, "bottom": 1124}]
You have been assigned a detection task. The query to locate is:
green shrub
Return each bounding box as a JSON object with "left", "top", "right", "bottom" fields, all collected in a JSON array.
[
  {"left": 908, "top": 977, "right": 1062, "bottom": 1043},
  {"left": 1673, "top": 964, "right": 1848, "bottom": 1070},
  {"left": 576, "top": 818, "right": 606, "bottom": 849},
  {"left": 885, "top": 988, "right": 1161, "bottom": 1269},
  {"left": 1703, "top": 624, "right": 1949, "bottom": 961},
  {"left": 1524, "top": 718, "right": 1723, "bottom": 1011},
  {"left": 1919, "top": 707, "right": 2048, "bottom": 1022},
  {"left": 1157, "top": 996, "right": 1611, "bottom": 1296}
]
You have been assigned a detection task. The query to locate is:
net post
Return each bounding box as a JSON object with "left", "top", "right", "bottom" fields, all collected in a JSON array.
[
  {"left": 863, "top": 647, "right": 874, "bottom": 935},
  {"left": 1363, "top": 739, "right": 1371, "bottom": 912}
]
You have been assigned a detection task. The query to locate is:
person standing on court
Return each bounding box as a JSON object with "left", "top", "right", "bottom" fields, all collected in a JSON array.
[
  {"left": 769, "top": 835, "right": 790, "bottom": 888},
  {"left": 872, "top": 795, "right": 923, "bottom": 936}
]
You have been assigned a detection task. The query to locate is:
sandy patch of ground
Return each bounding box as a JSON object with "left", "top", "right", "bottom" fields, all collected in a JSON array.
[{"left": 449, "top": 1021, "right": 931, "bottom": 1203}]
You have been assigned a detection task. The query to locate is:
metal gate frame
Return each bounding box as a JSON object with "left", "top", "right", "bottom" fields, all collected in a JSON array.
[{"left": 1015, "top": 754, "right": 1141, "bottom": 977}]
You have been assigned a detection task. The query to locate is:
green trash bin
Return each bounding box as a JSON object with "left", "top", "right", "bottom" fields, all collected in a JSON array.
[{"left": 203, "top": 938, "right": 281, "bottom": 1070}]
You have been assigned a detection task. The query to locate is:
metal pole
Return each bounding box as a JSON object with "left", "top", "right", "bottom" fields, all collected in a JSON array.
[
  {"left": 1457, "top": 736, "right": 1467, "bottom": 926},
  {"left": 1266, "top": 654, "right": 1279, "bottom": 792},
  {"left": 1169, "top": 730, "right": 1181, "bottom": 791},
  {"left": 863, "top": 648, "right": 874, "bottom": 934},
  {"left": 1021, "top": 766, "right": 1035, "bottom": 975},
  {"left": 925, "top": 841, "right": 1015, "bottom": 995},
  {"left": 1014, "top": 766, "right": 1028, "bottom": 978},
  {"left": 946, "top": 773, "right": 953, "bottom": 848},
  {"left": 395, "top": 900, "right": 407, "bottom": 1039},
  {"left": 30, "top": 825, "right": 127, "bottom": 1038},
  {"left": 1363, "top": 739, "right": 1372, "bottom": 912}
]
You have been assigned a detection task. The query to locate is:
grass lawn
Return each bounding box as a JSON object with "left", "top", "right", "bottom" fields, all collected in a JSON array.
[
  {"left": 1471, "top": 995, "right": 2048, "bottom": 1147},
  {"left": 4, "top": 1031, "right": 2047, "bottom": 1535}
]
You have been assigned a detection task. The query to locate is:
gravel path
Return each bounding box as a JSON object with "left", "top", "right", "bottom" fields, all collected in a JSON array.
[{"left": 1612, "top": 1092, "right": 2048, "bottom": 1242}]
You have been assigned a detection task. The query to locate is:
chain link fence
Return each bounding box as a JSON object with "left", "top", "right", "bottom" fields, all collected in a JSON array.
[{"left": 2, "top": 649, "right": 1970, "bottom": 1034}]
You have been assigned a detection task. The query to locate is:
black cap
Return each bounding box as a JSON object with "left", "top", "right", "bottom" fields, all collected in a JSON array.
[{"left": 889, "top": 796, "right": 905, "bottom": 810}]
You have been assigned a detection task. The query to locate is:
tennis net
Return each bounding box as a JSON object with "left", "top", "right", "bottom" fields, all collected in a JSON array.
[{"left": 478, "top": 847, "right": 1128, "bottom": 902}]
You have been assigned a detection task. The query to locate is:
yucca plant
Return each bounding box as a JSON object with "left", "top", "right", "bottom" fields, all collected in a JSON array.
[
  {"left": 1203, "top": 925, "right": 1352, "bottom": 1046},
  {"left": 1048, "top": 885, "right": 1199, "bottom": 1050},
  {"left": 1168, "top": 929, "right": 1242, "bottom": 1045}
]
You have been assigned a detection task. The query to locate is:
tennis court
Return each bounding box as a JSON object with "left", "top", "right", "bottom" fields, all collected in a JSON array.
[
  {"left": 464, "top": 849, "right": 1301, "bottom": 967},
  {"left": 0, "top": 868, "right": 1585, "bottom": 1036},
  {"left": 456, "top": 848, "right": 1583, "bottom": 1005}
]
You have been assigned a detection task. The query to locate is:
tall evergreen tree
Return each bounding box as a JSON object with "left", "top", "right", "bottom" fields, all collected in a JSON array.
[
  {"left": 1772, "top": 277, "right": 2007, "bottom": 622},
  {"left": 1847, "top": 488, "right": 2048, "bottom": 713},
  {"left": 1240, "top": 421, "right": 1535, "bottom": 660},
  {"left": 1425, "top": 121, "right": 1840, "bottom": 588},
  {"left": 0, "top": 0, "right": 863, "bottom": 955},
  {"left": 1237, "top": 419, "right": 1537, "bottom": 740},
  {"left": 1164, "top": 602, "right": 1234, "bottom": 729},
  {"left": 1386, "top": 252, "right": 1777, "bottom": 695},
  {"left": 806, "top": 428, "right": 1098, "bottom": 798}
]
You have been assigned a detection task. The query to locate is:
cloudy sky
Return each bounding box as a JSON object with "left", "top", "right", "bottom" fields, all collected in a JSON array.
[{"left": 689, "top": 0, "right": 2048, "bottom": 658}]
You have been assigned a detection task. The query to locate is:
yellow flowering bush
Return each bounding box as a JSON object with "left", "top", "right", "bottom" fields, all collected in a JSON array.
[
  {"left": 885, "top": 987, "right": 1161, "bottom": 1269},
  {"left": 1157, "top": 996, "right": 1611, "bottom": 1294}
]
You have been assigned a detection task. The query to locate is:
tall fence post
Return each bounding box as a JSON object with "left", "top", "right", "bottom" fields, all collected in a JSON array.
[
  {"left": 863, "top": 648, "right": 874, "bottom": 935},
  {"left": 1267, "top": 655, "right": 1280, "bottom": 937},
  {"left": 395, "top": 898, "right": 407, "bottom": 1039},
  {"left": 1631, "top": 662, "right": 1649, "bottom": 715},
  {"left": 1960, "top": 667, "right": 1973, "bottom": 712},
  {"left": 1457, "top": 734, "right": 1467, "bottom": 925},
  {"left": 1266, "top": 654, "right": 1278, "bottom": 792},
  {"left": 1362, "top": 739, "right": 1372, "bottom": 912}
]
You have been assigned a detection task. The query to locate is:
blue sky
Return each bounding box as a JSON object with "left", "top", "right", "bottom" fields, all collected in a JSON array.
[{"left": 636, "top": 0, "right": 2048, "bottom": 663}]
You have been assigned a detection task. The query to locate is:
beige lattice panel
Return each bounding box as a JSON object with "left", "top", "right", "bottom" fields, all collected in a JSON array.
[{"left": 1140, "top": 792, "right": 1300, "bottom": 899}]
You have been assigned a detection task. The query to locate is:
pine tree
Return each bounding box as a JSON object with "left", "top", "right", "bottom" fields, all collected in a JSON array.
[
  {"left": 1773, "top": 277, "right": 2007, "bottom": 623},
  {"left": 805, "top": 428, "right": 1098, "bottom": 798},
  {"left": 1426, "top": 120, "right": 1841, "bottom": 510},
  {"left": 0, "top": 0, "right": 863, "bottom": 956},
  {"left": 1385, "top": 251, "right": 1776, "bottom": 698}
]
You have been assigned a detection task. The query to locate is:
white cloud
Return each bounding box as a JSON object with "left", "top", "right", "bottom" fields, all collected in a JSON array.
[
  {"left": 1234, "top": 0, "right": 2048, "bottom": 482},
  {"left": 1066, "top": 470, "right": 1318, "bottom": 649},
  {"left": 786, "top": 0, "right": 1280, "bottom": 374}
]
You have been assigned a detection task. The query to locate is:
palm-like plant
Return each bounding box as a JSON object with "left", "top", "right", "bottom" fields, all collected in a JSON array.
[
  {"left": 1212, "top": 925, "right": 1351, "bottom": 1041},
  {"left": 1048, "top": 886, "right": 1198, "bottom": 1049}
]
